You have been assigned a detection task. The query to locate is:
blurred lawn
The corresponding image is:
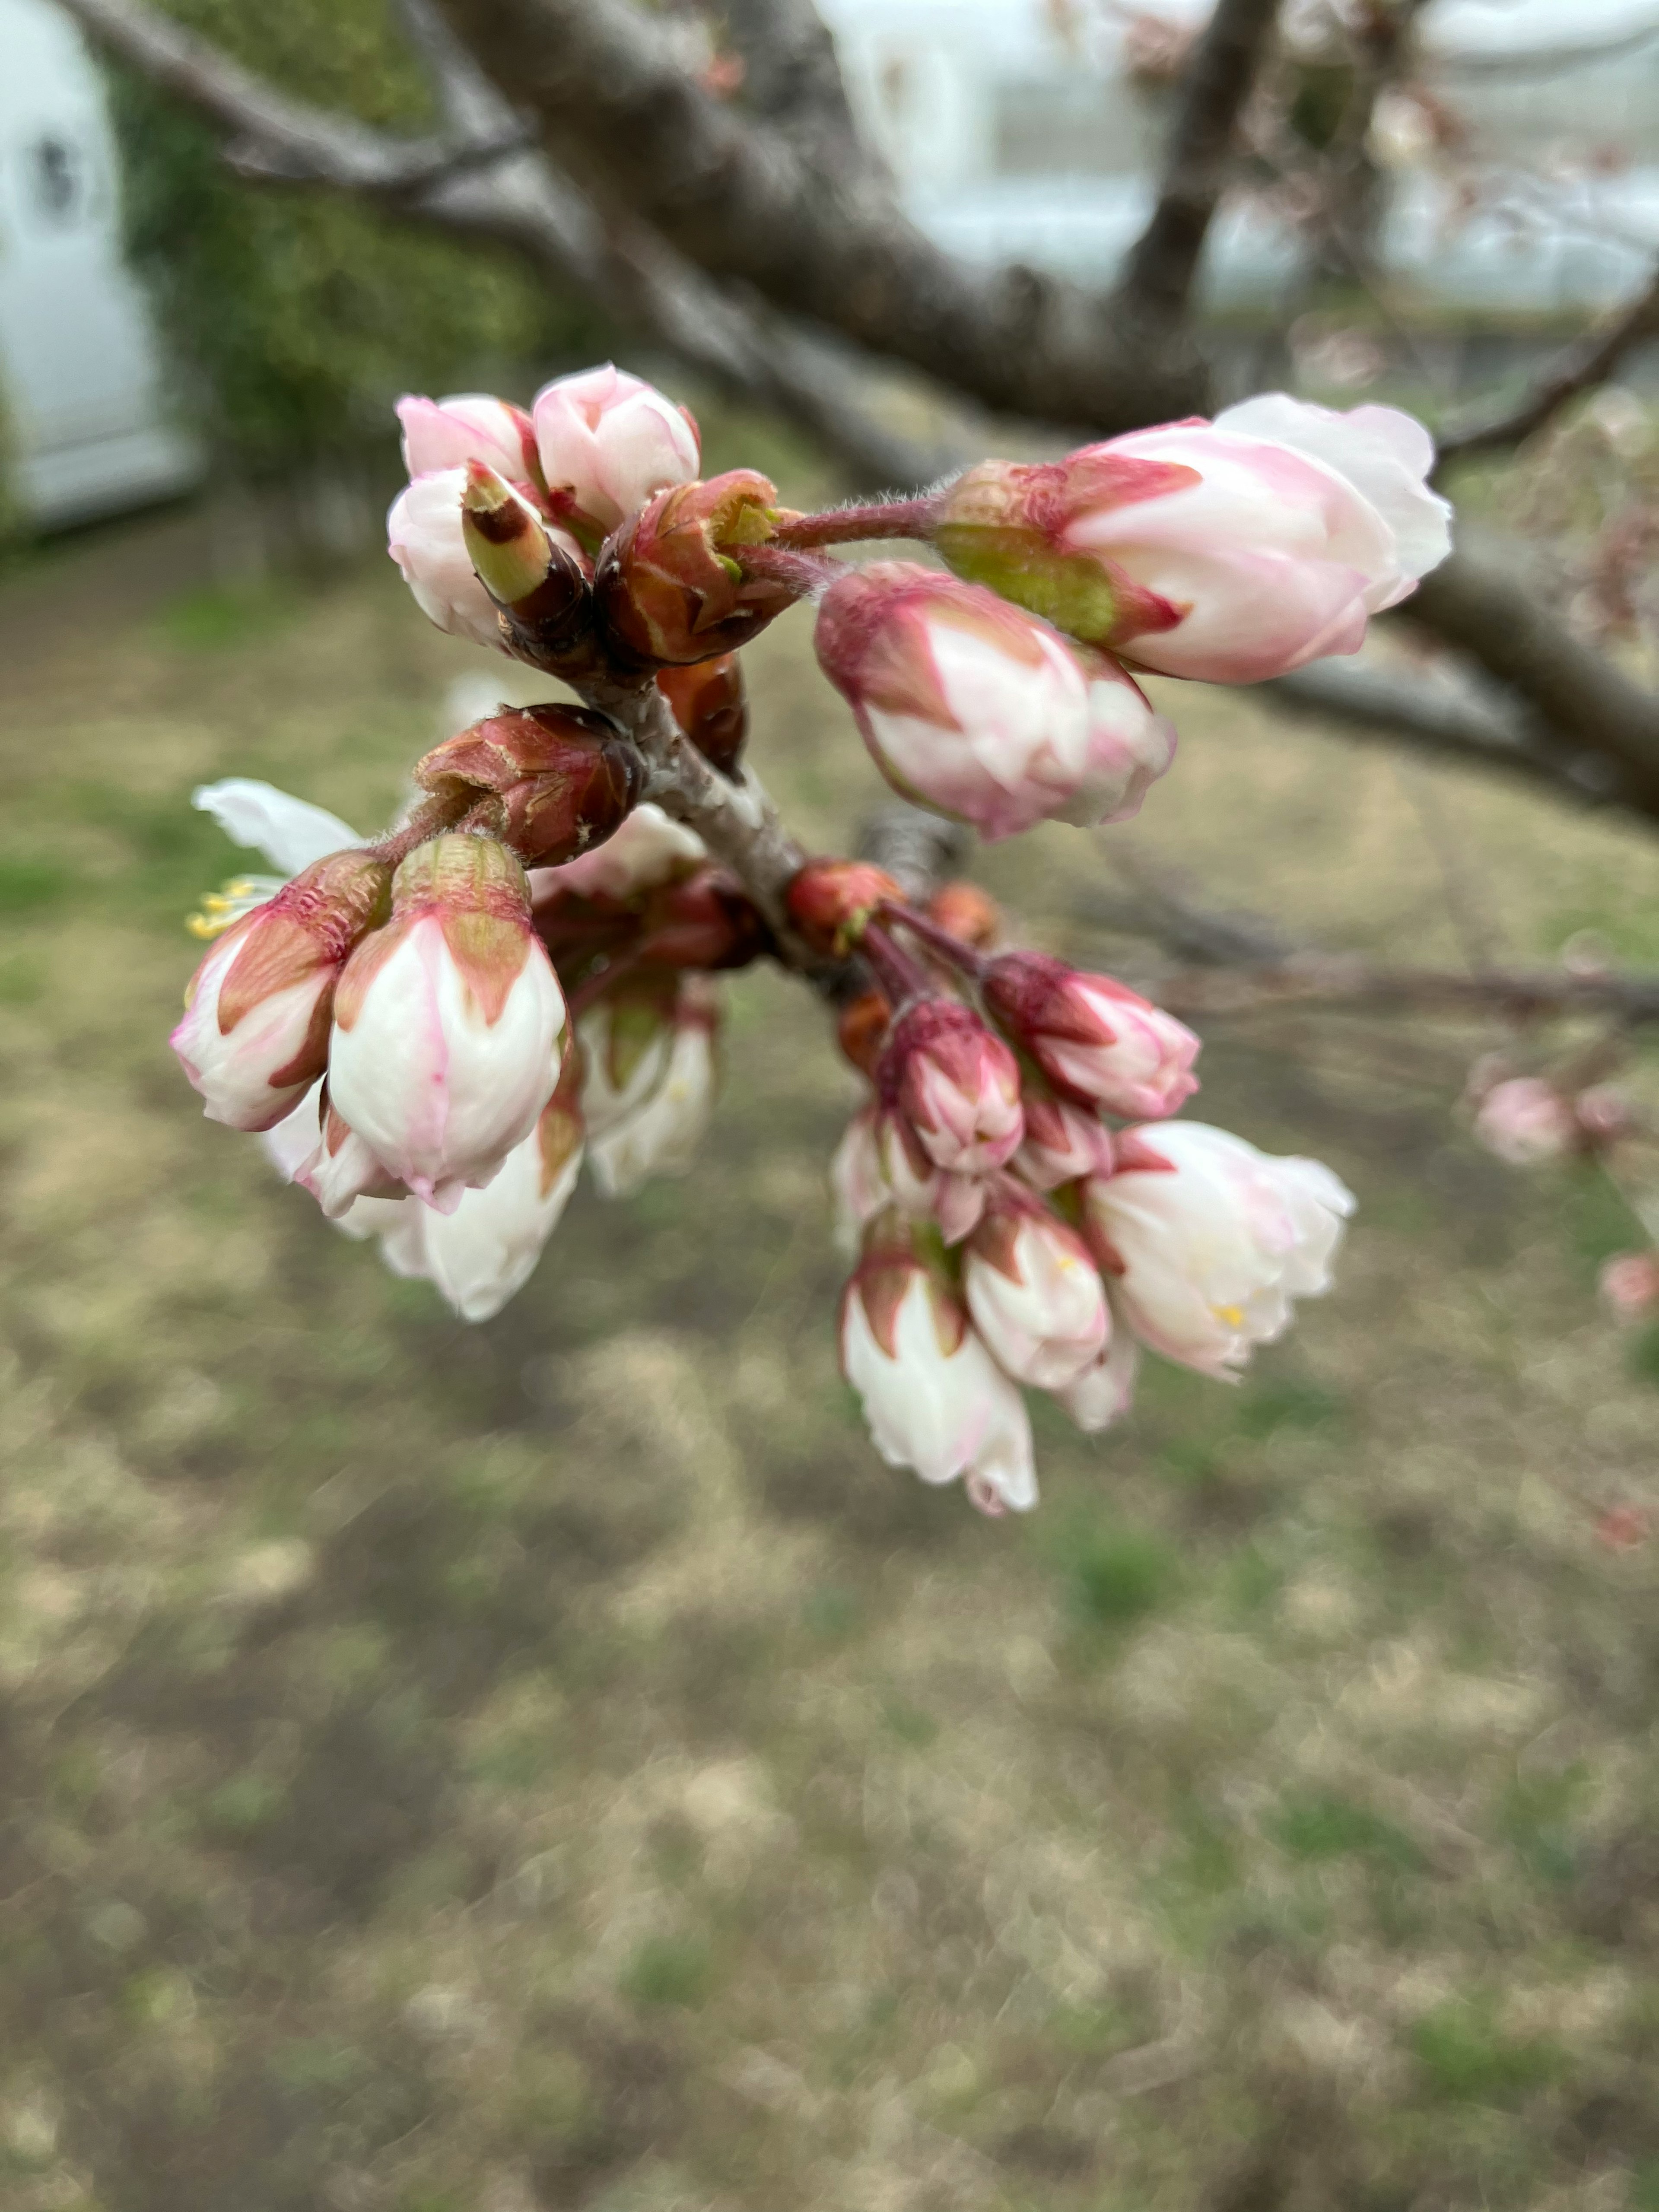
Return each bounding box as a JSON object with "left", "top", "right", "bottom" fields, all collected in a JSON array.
[{"left": 3, "top": 499, "right": 1659, "bottom": 2212}]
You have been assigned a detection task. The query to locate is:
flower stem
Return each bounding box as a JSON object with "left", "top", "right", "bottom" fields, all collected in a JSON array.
[
  {"left": 881, "top": 900, "right": 988, "bottom": 979},
  {"left": 860, "top": 920, "right": 935, "bottom": 1005},
  {"left": 769, "top": 497, "right": 943, "bottom": 551}
]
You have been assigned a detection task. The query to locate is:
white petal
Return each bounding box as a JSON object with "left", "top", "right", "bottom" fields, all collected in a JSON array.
[{"left": 192, "top": 780, "right": 361, "bottom": 876}]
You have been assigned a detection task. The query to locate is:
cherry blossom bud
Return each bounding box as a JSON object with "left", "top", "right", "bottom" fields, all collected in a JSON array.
[
  {"left": 595, "top": 470, "right": 796, "bottom": 665},
  {"left": 830, "top": 1103, "right": 943, "bottom": 1249},
  {"left": 388, "top": 470, "right": 507, "bottom": 650},
  {"left": 1600, "top": 1251, "right": 1659, "bottom": 1319},
  {"left": 814, "top": 563, "right": 1093, "bottom": 839},
  {"left": 578, "top": 972, "right": 679, "bottom": 1136},
  {"left": 587, "top": 980, "right": 721, "bottom": 1199},
  {"left": 296, "top": 1099, "right": 405, "bottom": 1218},
  {"left": 839, "top": 1214, "right": 1036, "bottom": 1510},
  {"left": 836, "top": 987, "right": 891, "bottom": 1077},
  {"left": 531, "top": 801, "right": 705, "bottom": 912},
  {"left": 785, "top": 858, "right": 902, "bottom": 956},
  {"left": 172, "top": 850, "right": 391, "bottom": 1131},
  {"left": 460, "top": 461, "right": 591, "bottom": 661},
  {"left": 636, "top": 868, "right": 769, "bottom": 970},
  {"left": 531, "top": 365, "right": 701, "bottom": 541},
  {"left": 1017, "top": 1089, "right": 1117, "bottom": 1190},
  {"left": 657, "top": 652, "right": 747, "bottom": 774},
  {"left": 390, "top": 1057, "right": 585, "bottom": 1321},
  {"left": 933, "top": 396, "right": 1451, "bottom": 683},
  {"left": 328, "top": 835, "right": 566, "bottom": 1211},
  {"left": 880, "top": 998, "right": 1024, "bottom": 1173},
  {"left": 1471, "top": 1076, "right": 1576, "bottom": 1166},
  {"left": 415, "top": 702, "right": 645, "bottom": 869},
  {"left": 963, "top": 1184, "right": 1109, "bottom": 1388},
  {"left": 1052, "top": 650, "right": 1177, "bottom": 827},
  {"left": 1084, "top": 1122, "right": 1354, "bottom": 1379},
  {"left": 927, "top": 880, "right": 1001, "bottom": 950},
  {"left": 1058, "top": 1325, "right": 1141, "bottom": 1434},
  {"left": 983, "top": 952, "right": 1198, "bottom": 1119},
  {"left": 397, "top": 392, "right": 538, "bottom": 484}
]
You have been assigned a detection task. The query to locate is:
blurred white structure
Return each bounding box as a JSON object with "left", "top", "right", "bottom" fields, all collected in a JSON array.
[
  {"left": 818, "top": 0, "right": 1659, "bottom": 315},
  {"left": 0, "top": 0, "right": 197, "bottom": 526}
]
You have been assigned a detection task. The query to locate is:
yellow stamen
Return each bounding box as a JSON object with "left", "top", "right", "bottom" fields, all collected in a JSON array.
[{"left": 186, "top": 875, "right": 282, "bottom": 939}]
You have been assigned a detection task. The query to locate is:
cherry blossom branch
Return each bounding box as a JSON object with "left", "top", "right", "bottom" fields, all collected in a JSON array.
[
  {"left": 1113, "top": 0, "right": 1286, "bottom": 328},
  {"left": 1155, "top": 956, "right": 1659, "bottom": 1025},
  {"left": 1435, "top": 263, "right": 1659, "bottom": 463}
]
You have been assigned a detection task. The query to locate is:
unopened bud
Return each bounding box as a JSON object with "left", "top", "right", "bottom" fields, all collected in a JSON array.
[
  {"left": 983, "top": 950, "right": 1198, "bottom": 1120},
  {"left": 927, "top": 880, "right": 1000, "bottom": 950},
  {"left": 595, "top": 470, "right": 797, "bottom": 666},
  {"left": 658, "top": 653, "right": 748, "bottom": 773},
  {"left": 415, "top": 703, "right": 645, "bottom": 868},
  {"left": 171, "top": 850, "right": 391, "bottom": 1131},
  {"left": 461, "top": 461, "right": 591, "bottom": 659},
  {"left": 329, "top": 834, "right": 566, "bottom": 1211},
  {"left": 637, "top": 867, "right": 769, "bottom": 970},
  {"left": 879, "top": 998, "right": 1024, "bottom": 1174},
  {"left": 837, "top": 987, "right": 890, "bottom": 1077},
  {"left": 786, "top": 859, "right": 901, "bottom": 956}
]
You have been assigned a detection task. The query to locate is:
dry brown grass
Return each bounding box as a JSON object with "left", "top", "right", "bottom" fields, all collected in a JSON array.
[{"left": 1, "top": 499, "right": 1658, "bottom": 2212}]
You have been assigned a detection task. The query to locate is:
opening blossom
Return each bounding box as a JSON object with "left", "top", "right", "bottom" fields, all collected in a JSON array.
[
  {"left": 934, "top": 395, "right": 1452, "bottom": 684},
  {"left": 170, "top": 364, "right": 1417, "bottom": 1518},
  {"left": 1084, "top": 1123, "right": 1356, "bottom": 1379}
]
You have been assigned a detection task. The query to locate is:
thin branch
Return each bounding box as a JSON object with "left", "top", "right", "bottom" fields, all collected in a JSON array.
[
  {"left": 1406, "top": 537, "right": 1659, "bottom": 817},
  {"left": 1155, "top": 955, "right": 1659, "bottom": 1025},
  {"left": 62, "top": 0, "right": 523, "bottom": 191},
  {"left": 1436, "top": 264, "right": 1659, "bottom": 461},
  {"left": 1114, "top": 0, "right": 1285, "bottom": 326}
]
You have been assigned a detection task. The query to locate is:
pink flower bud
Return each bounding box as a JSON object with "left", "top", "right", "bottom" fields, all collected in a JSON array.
[
  {"left": 1052, "top": 650, "right": 1177, "bottom": 826},
  {"left": 1471, "top": 1076, "right": 1576, "bottom": 1166},
  {"left": 830, "top": 1102, "right": 944, "bottom": 1249},
  {"left": 295, "top": 1100, "right": 405, "bottom": 1219},
  {"left": 1017, "top": 1090, "right": 1117, "bottom": 1190},
  {"left": 839, "top": 1215, "right": 1036, "bottom": 1510},
  {"left": 983, "top": 952, "right": 1199, "bottom": 1119},
  {"left": 374, "top": 1059, "right": 585, "bottom": 1321},
  {"left": 1084, "top": 1122, "right": 1354, "bottom": 1378},
  {"left": 586, "top": 980, "right": 721, "bottom": 1198},
  {"left": 814, "top": 563, "right": 1094, "bottom": 840},
  {"left": 327, "top": 836, "right": 566, "bottom": 1211},
  {"left": 1057, "top": 1325, "right": 1141, "bottom": 1434},
  {"left": 171, "top": 850, "right": 391, "bottom": 1132},
  {"left": 934, "top": 395, "right": 1451, "bottom": 683},
  {"left": 880, "top": 998, "right": 1024, "bottom": 1174},
  {"left": 576, "top": 973, "right": 679, "bottom": 1137},
  {"left": 387, "top": 469, "right": 506, "bottom": 649},
  {"left": 963, "top": 1184, "right": 1109, "bottom": 1389},
  {"left": 1599, "top": 1251, "right": 1659, "bottom": 1319},
  {"left": 396, "top": 392, "right": 538, "bottom": 484},
  {"left": 531, "top": 365, "right": 701, "bottom": 539}
]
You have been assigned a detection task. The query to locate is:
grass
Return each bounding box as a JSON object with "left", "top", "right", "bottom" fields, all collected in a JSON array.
[{"left": 0, "top": 489, "right": 1658, "bottom": 2209}]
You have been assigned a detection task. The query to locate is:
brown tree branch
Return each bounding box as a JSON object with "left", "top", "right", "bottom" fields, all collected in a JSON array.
[
  {"left": 1156, "top": 955, "right": 1659, "bottom": 1025},
  {"left": 423, "top": 0, "right": 1207, "bottom": 428},
  {"left": 1114, "top": 0, "right": 1285, "bottom": 325},
  {"left": 1435, "top": 263, "right": 1659, "bottom": 462},
  {"left": 719, "top": 0, "right": 873, "bottom": 177}
]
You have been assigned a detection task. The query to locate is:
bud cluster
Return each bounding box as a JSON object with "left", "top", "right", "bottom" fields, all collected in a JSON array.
[
  {"left": 170, "top": 362, "right": 1437, "bottom": 1509},
  {"left": 810, "top": 877, "right": 1353, "bottom": 1512}
]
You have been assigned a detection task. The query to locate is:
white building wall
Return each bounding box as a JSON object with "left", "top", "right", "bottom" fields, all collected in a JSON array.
[{"left": 0, "top": 0, "right": 199, "bottom": 526}]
